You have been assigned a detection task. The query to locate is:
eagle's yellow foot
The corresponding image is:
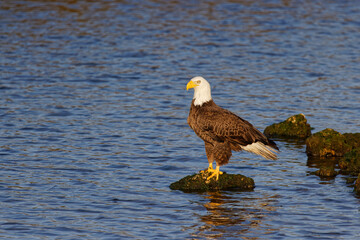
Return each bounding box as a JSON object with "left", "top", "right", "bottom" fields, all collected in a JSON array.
[
  {"left": 207, "top": 166, "right": 223, "bottom": 181},
  {"left": 201, "top": 163, "right": 215, "bottom": 173}
]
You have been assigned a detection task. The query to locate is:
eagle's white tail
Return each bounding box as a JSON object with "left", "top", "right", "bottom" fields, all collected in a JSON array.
[{"left": 242, "top": 142, "right": 278, "bottom": 160}]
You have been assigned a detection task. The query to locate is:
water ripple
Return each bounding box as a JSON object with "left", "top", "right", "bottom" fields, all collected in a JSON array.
[{"left": 1, "top": 0, "right": 360, "bottom": 239}]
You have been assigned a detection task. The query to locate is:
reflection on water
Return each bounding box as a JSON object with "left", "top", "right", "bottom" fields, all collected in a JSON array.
[
  {"left": 1, "top": 0, "right": 360, "bottom": 239},
  {"left": 192, "top": 192, "right": 280, "bottom": 239},
  {"left": 307, "top": 156, "right": 339, "bottom": 170}
]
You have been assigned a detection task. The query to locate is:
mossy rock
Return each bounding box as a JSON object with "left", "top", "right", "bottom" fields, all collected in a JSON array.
[
  {"left": 169, "top": 170, "right": 255, "bottom": 192},
  {"left": 314, "top": 166, "right": 337, "bottom": 178},
  {"left": 264, "top": 114, "right": 311, "bottom": 139},
  {"left": 338, "top": 148, "right": 360, "bottom": 176},
  {"left": 305, "top": 128, "right": 352, "bottom": 157},
  {"left": 343, "top": 133, "right": 360, "bottom": 149},
  {"left": 354, "top": 174, "right": 360, "bottom": 195}
]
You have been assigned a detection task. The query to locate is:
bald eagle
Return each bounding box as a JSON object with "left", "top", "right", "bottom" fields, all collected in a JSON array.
[{"left": 186, "top": 76, "right": 279, "bottom": 181}]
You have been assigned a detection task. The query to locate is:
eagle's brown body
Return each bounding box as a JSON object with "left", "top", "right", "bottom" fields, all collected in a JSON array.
[
  {"left": 186, "top": 76, "right": 278, "bottom": 180},
  {"left": 188, "top": 99, "right": 278, "bottom": 167}
]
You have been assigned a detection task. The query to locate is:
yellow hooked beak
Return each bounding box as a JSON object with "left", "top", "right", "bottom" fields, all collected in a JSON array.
[{"left": 186, "top": 80, "right": 198, "bottom": 91}]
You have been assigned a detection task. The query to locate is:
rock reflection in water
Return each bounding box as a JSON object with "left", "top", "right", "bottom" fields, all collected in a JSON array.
[{"left": 192, "top": 192, "right": 279, "bottom": 239}]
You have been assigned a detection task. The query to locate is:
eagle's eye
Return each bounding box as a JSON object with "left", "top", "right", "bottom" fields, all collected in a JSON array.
[{"left": 196, "top": 80, "right": 201, "bottom": 84}]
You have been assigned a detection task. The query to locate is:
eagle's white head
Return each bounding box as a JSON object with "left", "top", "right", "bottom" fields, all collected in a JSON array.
[{"left": 186, "top": 76, "right": 212, "bottom": 106}]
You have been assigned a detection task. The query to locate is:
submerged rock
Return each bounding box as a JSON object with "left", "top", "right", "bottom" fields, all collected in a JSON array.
[
  {"left": 306, "top": 129, "right": 360, "bottom": 158},
  {"left": 314, "top": 166, "right": 337, "bottom": 178},
  {"left": 339, "top": 148, "right": 360, "bottom": 176},
  {"left": 264, "top": 114, "right": 311, "bottom": 139},
  {"left": 169, "top": 170, "right": 255, "bottom": 192},
  {"left": 355, "top": 174, "right": 360, "bottom": 195}
]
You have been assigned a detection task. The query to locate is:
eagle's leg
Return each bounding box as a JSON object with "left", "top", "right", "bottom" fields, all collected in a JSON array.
[
  {"left": 204, "top": 142, "right": 216, "bottom": 173},
  {"left": 206, "top": 163, "right": 223, "bottom": 173},
  {"left": 208, "top": 162, "right": 213, "bottom": 171},
  {"left": 207, "top": 165, "right": 223, "bottom": 181}
]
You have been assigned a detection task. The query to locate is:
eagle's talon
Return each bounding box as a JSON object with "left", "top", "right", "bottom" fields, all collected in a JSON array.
[
  {"left": 206, "top": 166, "right": 222, "bottom": 181},
  {"left": 201, "top": 163, "right": 215, "bottom": 174}
]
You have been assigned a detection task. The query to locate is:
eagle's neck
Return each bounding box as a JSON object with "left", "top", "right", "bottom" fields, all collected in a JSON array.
[{"left": 193, "top": 85, "right": 212, "bottom": 106}]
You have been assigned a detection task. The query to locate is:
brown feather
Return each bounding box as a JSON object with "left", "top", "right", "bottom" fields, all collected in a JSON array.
[{"left": 188, "top": 99, "right": 278, "bottom": 166}]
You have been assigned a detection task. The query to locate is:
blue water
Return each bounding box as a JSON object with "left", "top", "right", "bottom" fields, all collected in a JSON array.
[{"left": 1, "top": 1, "right": 360, "bottom": 239}]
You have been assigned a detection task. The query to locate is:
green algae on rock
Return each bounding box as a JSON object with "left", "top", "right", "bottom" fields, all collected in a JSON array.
[
  {"left": 263, "top": 114, "right": 311, "bottom": 139},
  {"left": 169, "top": 170, "right": 255, "bottom": 192},
  {"left": 305, "top": 128, "right": 352, "bottom": 157},
  {"left": 343, "top": 133, "right": 360, "bottom": 149},
  {"left": 338, "top": 148, "right": 360, "bottom": 176},
  {"left": 306, "top": 129, "right": 360, "bottom": 158}
]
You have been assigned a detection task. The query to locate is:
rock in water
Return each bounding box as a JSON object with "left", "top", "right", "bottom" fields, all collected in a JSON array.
[
  {"left": 314, "top": 166, "right": 337, "bottom": 178},
  {"left": 264, "top": 114, "right": 311, "bottom": 139},
  {"left": 339, "top": 148, "right": 360, "bottom": 176},
  {"left": 355, "top": 174, "right": 360, "bottom": 195},
  {"left": 343, "top": 133, "right": 360, "bottom": 149},
  {"left": 169, "top": 170, "right": 255, "bottom": 192},
  {"left": 306, "top": 129, "right": 359, "bottom": 157}
]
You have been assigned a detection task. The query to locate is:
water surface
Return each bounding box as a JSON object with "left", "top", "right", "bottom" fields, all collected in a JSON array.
[{"left": 1, "top": 1, "right": 360, "bottom": 239}]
